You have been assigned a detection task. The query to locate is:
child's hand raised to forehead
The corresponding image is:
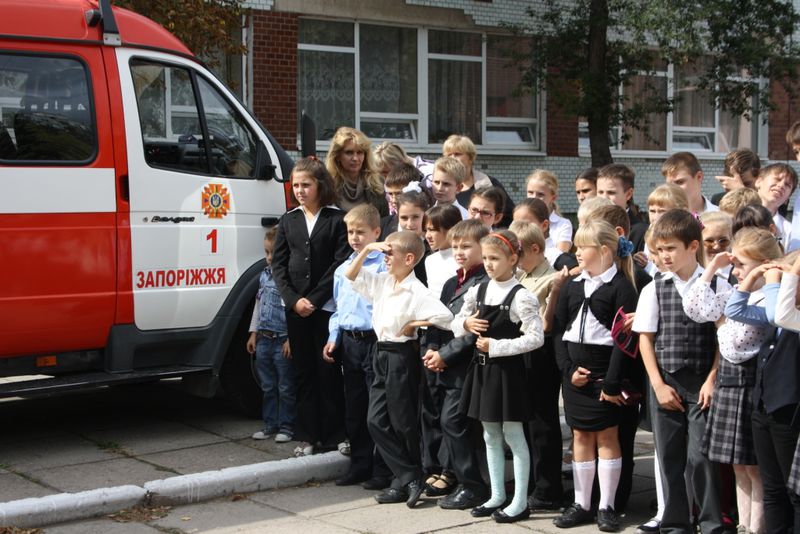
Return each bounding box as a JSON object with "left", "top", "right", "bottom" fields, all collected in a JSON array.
[
  {"left": 365, "top": 241, "right": 391, "bottom": 254},
  {"left": 764, "top": 265, "right": 787, "bottom": 285},
  {"left": 709, "top": 251, "right": 733, "bottom": 271},
  {"left": 739, "top": 262, "right": 775, "bottom": 292}
]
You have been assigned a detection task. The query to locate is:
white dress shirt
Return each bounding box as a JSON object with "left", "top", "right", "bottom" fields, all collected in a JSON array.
[
  {"left": 774, "top": 272, "right": 800, "bottom": 332},
  {"left": 544, "top": 237, "right": 561, "bottom": 266},
  {"left": 425, "top": 248, "right": 459, "bottom": 300},
  {"left": 562, "top": 264, "right": 617, "bottom": 346},
  {"left": 549, "top": 212, "right": 574, "bottom": 246},
  {"left": 633, "top": 265, "right": 725, "bottom": 333},
  {"left": 352, "top": 269, "right": 453, "bottom": 342},
  {"left": 451, "top": 277, "right": 544, "bottom": 357}
]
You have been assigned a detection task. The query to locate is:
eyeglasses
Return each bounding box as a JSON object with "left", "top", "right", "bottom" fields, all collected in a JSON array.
[
  {"left": 469, "top": 207, "right": 495, "bottom": 218},
  {"left": 703, "top": 237, "right": 731, "bottom": 248}
]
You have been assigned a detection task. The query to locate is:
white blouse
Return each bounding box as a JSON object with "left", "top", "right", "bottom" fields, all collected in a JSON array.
[
  {"left": 683, "top": 279, "right": 764, "bottom": 364},
  {"left": 549, "top": 212, "right": 573, "bottom": 246},
  {"left": 544, "top": 237, "right": 561, "bottom": 266},
  {"left": 425, "top": 248, "right": 459, "bottom": 300},
  {"left": 562, "top": 264, "right": 616, "bottom": 346},
  {"left": 451, "top": 277, "right": 544, "bottom": 357},
  {"left": 774, "top": 272, "right": 800, "bottom": 332}
]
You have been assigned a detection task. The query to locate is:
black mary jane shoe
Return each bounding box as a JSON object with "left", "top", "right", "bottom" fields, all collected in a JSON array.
[
  {"left": 471, "top": 504, "right": 503, "bottom": 518},
  {"left": 492, "top": 507, "right": 531, "bottom": 524}
]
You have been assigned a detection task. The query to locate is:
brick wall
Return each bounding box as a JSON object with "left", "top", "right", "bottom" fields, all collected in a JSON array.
[
  {"left": 768, "top": 78, "right": 800, "bottom": 161},
  {"left": 545, "top": 84, "right": 578, "bottom": 157},
  {"left": 251, "top": 11, "right": 298, "bottom": 149}
]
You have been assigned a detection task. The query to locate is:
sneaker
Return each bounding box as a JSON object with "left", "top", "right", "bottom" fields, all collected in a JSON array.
[
  {"left": 252, "top": 428, "right": 278, "bottom": 440},
  {"left": 274, "top": 432, "right": 292, "bottom": 443},
  {"left": 293, "top": 442, "right": 313, "bottom": 457},
  {"left": 597, "top": 507, "right": 620, "bottom": 532},
  {"left": 338, "top": 440, "right": 351, "bottom": 456},
  {"left": 554, "top": 503, "right": 593, "bottom": 528}
]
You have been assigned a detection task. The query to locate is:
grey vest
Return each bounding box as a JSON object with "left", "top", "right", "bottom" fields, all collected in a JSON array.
[{"left": 653, "top": 275, "right": 717, "bottom": 375}]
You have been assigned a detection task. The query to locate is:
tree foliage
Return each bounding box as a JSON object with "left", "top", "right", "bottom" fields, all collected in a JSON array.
[
  {"left": 115, "top": 0, "right": 246, "bottom": 64},
  {"left": 511, "top": 0, "right": 800, "bottom": 166}
]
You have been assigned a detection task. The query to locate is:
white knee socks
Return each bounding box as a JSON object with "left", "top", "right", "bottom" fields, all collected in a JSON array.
[
  {"left": 598, "top": 457, "right": 622, "bottom": 510},
  {"left": 573, "top": 460, "right": 596, "bottom": 510}
]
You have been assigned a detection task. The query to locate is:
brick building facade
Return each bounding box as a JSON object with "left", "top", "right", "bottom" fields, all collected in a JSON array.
[{"left": 241, "top": 0, "right": 798, "bottom": 214}]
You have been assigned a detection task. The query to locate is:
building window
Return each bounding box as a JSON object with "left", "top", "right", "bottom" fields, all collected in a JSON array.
[
  {"left": 297, "top": 19, "right": 540, "bottom": 150},
  {"left": 579, "top": 60, "right": 761, "bottom": 155}
]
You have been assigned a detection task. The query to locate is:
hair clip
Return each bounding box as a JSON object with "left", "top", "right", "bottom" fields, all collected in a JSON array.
[
  {"left": 617, "top": 236, "right": 634, "bottom": 258},
  {"left": 402, "top": 181, "right": 422, "bottom": 194}
]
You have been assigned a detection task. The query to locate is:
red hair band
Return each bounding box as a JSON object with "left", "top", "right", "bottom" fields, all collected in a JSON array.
[{"left": 488, "top": 233, "right": 518, "bottom": 256}]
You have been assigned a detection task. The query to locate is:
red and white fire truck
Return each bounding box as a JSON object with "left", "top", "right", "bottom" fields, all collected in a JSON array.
[{"left": 0, "top": 0, "right": 296, "bottom": 413}]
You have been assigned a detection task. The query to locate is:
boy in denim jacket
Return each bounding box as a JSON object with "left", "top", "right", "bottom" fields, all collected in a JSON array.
[{"left": 247, "top": 226, "right": 296, "bottom": 443}]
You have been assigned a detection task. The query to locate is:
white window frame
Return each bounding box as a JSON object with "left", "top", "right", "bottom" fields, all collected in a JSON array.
[
  {"left": 296, "top": 19, "right": 543, "bottom": 155},
  {"left": 578, "top": 63, "right": 767, "bottom": 158}
]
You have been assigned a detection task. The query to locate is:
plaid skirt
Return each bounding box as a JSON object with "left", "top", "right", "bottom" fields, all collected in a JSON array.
[
  {"left": 789, "top": 438, "right": 800, "bottom": 495},
  {"left": 702, "top": 384, "right": 757, "bottom": 465}
]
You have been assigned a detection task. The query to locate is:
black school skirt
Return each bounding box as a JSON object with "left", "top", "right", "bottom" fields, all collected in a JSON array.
[
  {"left": 461, "top": 351, "right": 531, "bottom": 423},
  {"left": 562, "top": 343, "right": 621, "bottom": 431}
]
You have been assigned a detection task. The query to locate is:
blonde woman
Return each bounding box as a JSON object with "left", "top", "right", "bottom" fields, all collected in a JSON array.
[
  {"left": 442, "top": 135, "right": 514, "bottom": 227},
  {"left": 326, "top": 127, "right": 389, "bottom": 216}
]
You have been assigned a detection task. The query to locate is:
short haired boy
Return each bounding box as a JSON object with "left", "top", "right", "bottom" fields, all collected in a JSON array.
[
  {"left": 785, "top": 120, "right": 800, "bottom": 161},
  {"left": 247, "top": 227, "right": 296, "bottom": 443},
  {"left": 323, "top": 204, "right": 390, "bottom": 488},
  {"left": 711, "top": 149, "right": 760, "bottom": 206},
  {"left": 596, "top": 163, "right": 648, "bottom": 253},
  {"left": 633, "top": 210, "right": 731, "bottom": 534},
  {"left": 432, "top": 157, "right": 469, "bottom": 219},
  {"left": 421, "top": 220, "right": 490, "bottom": 510},
  {"left": 661, "top": 152, "right": 719, "bottom": 215},
  {"left": 346, "top": 230, "right": 454, "bottom": 507}
]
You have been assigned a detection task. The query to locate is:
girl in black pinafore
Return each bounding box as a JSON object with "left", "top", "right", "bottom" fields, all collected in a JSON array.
[{"left": 452, "top": 230, "right": 544, "bottom": 524}]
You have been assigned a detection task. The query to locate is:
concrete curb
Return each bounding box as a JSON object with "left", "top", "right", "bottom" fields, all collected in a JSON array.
[
  {"left": 144, "top": 451, "right": 349, "bottom": 505},
  {"left": 0, "top": 485, "right": 146, "bottom": 528},
  {"left": 0, "top": 452, "right": 349, "bottom": 528}
]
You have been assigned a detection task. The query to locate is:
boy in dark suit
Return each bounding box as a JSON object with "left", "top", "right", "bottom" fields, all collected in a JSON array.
[{"left": 423, "top": 219, "right": 490, "bottom": 509}]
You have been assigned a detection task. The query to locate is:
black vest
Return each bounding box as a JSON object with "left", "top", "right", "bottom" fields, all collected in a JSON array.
[
  {"left": 753, "top": 327, "right": 800, "bottom": 414},
  {"left": 653, "top": 275, "right": 717, "bottom": 374}
]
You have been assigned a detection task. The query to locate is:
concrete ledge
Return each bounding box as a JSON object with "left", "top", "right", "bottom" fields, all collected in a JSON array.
[
  {"left": 0, "top": 485, "right": 146, "bottom": 528},
  {"left": 145, "top": 451, "right": 349, "bottom": 505}
]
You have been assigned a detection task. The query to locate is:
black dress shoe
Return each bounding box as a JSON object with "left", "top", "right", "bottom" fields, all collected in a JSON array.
[
  {"left": 406, "top": 479, "right": 424, "bottom": 508},
  {"left": 439, "top": 485, "right": 486, "bottom": 510},
  {"left": 374, "top": 486, "right": 408, "bottom": 504},
  {"left": 597, "top": 507, "right": 620, "bottom": 532},
  {"left": 335, "top": 471, "right": 369, "bottom": 486},
  {"left": 361, "top": 476, "right": 390, "bottom": 490},
  {"left": 492, "top": 507, "right": 531, "bottom": 523},
  {"left": 528, "top": 495, "right": 562, "bottom": 511},
  {"left": 554, "top": 503, "right": 594, "bottom": 528},
  {"left": 471, "top": 504, "right": 503, "bottom": 517}
]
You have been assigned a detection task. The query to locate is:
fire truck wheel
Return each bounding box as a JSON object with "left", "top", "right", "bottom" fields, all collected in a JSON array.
[{"left": 219, "top": 319, "right": 262, "bottom": 418}]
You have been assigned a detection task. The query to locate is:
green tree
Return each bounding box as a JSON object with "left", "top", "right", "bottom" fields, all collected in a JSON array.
[
  {"left": 514, "top": 0, "right": 800, "bottom": 166},
  {"left": 116, "top": 0, "right": 246, "bottom": 65}
]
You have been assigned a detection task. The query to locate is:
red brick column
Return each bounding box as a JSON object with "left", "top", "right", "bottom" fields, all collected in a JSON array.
[
  {"left": 545, "top": 80, "right": 578, "bottom": 157},
  {"left": 251, "top": 11, "right": 298, "bottom": 150}
]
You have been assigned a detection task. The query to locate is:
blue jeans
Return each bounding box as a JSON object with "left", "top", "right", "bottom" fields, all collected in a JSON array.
[{"left": 255, "top": 336, "right": 296, "bottom": 433}]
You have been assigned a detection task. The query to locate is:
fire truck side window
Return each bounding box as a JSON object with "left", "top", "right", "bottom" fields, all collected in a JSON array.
[
  {"left": 0, "top": 53, "right": 96, "bottom": 163},
  {"left": 131, "top": 60, "right": 257, "bottom": 178}
]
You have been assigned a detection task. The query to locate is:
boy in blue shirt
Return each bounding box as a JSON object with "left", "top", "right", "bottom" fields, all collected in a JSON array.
[
  {"left": 323, "top": 204, "right": 389, "bottom": 487},
  {"left": 247, "top": 226, "right": 295, "bottom": 443}
]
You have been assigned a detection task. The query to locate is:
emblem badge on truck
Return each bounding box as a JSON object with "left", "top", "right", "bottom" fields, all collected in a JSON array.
[{"left": 201, "top": 183, "right": 231, "bottom": 219}]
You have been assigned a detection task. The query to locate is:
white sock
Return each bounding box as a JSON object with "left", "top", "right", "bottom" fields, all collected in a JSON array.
[
  {"left": 654, "top": 454, "right": 665, "bottom": 521},
  {"left": 598, "top": 457, "right": 622, "bottom": 510},
  {"left": 573, "top": 460, "right": 596, "bottom": 510}
]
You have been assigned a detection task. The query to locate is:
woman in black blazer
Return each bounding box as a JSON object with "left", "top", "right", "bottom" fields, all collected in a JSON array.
[{"left": 272, "top": 157, "right": 351, "bottom": 457}]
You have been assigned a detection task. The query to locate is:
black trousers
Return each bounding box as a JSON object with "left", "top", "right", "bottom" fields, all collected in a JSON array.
[
  {"left": 652, "top": 369, "right": 724, "bottom": 534},
  {"left": 440, "top": 384, "right": 485, "bottom": 492},
  {"left": 341, "top": 333, "right": 378, "bottom": 476},
  {"left": 525, "top": 343, "right": 563, "bottom": 502},
  {"left": 421, "top": 367, "right": 447, "bottom": 475},
  {"left": 367, "top": 340, "right": 422, "bottom": 487},
  {"left": 751, "top": 404, "right": 800, "bottom": 534},
  {"left": 287, "top": 311, "right": 345, "bottom": 446}
]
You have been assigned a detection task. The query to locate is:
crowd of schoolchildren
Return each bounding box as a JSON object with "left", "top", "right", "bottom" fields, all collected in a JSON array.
[{"left": 246, "top": 123, "right": 800, "bottom": 533}]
